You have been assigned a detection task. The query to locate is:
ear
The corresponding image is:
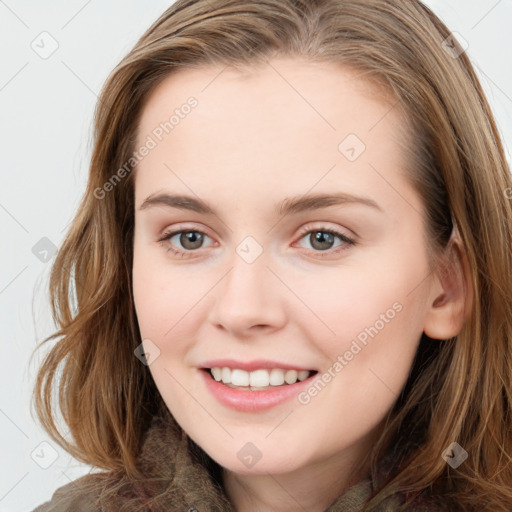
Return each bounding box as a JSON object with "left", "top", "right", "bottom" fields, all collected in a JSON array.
[{"left": 423, "top": 225, "right": 473, "bottom": 340}]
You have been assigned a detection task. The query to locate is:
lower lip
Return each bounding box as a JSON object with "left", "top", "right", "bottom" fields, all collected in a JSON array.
[{"left": 199, "top": 369, "right": 316, "bottom": 412}]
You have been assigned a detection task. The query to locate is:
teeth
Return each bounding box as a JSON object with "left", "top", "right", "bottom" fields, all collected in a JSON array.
[
  {"left": 269, "top": 368, "right": 285, "bottom": 386},
  {"left": 249, "top": 369, "right": 269, "bottom": 387},
  {"left": 221, "top": 367, "right": 231, "bottom": 383},
  {"left": 209, "top": 367, "right": 312, "bottom": 388},
  {"left": 284, "top": 370, "right": 298, "bottom": 384},
  {"left": 231, "top": 369, "right": 250, "bottom": 386}
]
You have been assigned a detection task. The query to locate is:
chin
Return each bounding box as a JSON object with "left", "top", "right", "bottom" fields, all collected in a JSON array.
[{"left": 210, "top": 446, "right": 305, "bottom": 476}]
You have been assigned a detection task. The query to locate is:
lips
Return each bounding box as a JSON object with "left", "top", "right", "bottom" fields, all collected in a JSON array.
[{"left": 198, "top": 360, "right": 319, "bottom": 412}]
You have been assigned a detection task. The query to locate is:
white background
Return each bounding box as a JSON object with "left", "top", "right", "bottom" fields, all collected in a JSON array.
[{"left": 1, "top": 1, "right": 511, "bottom": 510}]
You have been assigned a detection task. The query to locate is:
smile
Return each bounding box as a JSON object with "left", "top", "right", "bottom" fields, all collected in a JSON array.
[
  {"left": 208, "top": 367, "right": 315, "bottom": 389},
  {"left": 199, "top": 366, "right": 319, "bottom": 413}
]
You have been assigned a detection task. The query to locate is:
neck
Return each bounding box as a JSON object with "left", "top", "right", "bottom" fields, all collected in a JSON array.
[{"left": 222, "top": 450, "right": 370, "bottom": 512}]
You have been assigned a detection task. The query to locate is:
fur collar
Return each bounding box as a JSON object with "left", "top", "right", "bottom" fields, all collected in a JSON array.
[{"left": 35, "top": 401, "right": 441, "bottom": 511}]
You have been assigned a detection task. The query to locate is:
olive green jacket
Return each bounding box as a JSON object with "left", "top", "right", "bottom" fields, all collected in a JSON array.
[{"left": 32, "top": 403, "right": 443, "bottom": 512}]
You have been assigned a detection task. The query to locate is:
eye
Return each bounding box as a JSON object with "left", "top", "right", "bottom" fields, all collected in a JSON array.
[
  {"left": 158, "top": 228, "right": 214, "bottom": 257},
  {"left": 157, "top": 225, "right": 356, "bottom": 259},
  {"left": 295, "top": 226, "right": 355, "bottom": 255}
]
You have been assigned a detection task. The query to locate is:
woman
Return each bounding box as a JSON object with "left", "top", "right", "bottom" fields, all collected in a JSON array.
[{"left": 31, "top": 0, "right": 512, "bottom": 510}]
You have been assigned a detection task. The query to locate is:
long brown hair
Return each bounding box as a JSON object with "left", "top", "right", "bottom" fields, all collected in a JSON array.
[{"left": 31, "top": 1, "right": 512, "bottom": 510}]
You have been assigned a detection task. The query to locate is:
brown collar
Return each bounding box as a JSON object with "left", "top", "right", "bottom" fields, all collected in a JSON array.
[{"left": 63, "top": 402, "right": 435, "bottom": 511}]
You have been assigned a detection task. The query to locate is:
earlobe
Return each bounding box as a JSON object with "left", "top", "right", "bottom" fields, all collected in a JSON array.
[{"left": 423, "top": 227, "right": 473, "bottom": 341}]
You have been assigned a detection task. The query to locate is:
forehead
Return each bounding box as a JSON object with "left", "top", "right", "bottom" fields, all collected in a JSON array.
[
  {"left": 133, "top": 57, "right": 415, "bottom": 214},
  {"left": 136, "top": 58, "right": 399, "bottom": 138}
]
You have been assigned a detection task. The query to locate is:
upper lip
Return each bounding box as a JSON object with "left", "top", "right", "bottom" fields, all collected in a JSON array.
[{"left": 199, "top": 359, "right": 316, "bottom": 372}]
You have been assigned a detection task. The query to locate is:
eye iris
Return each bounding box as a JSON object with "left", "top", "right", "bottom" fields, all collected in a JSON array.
[
  {"left": 180, "top": 231, "right": 203, "bottom": 250},
  {"left": 310, "top": 231, "right": 334, "bottom": 251}
]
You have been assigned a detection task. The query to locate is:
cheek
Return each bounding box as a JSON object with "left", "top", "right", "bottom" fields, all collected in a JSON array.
[
  {"left": 291, "top": 246, "right": 430, "bottom": 352},
  {"left": 132, "top": 252, "right": 206, "bottom": 409},
  {"left": 288, "top": 241, "right": 431, "bottom": 407},
  {"left": 132, "top": 245, "right": 197, "bottom": 349}
]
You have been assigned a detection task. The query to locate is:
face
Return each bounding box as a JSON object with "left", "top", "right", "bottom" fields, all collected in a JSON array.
[{"left": 132, "top": 58, "right": 435, "bottom": 477}]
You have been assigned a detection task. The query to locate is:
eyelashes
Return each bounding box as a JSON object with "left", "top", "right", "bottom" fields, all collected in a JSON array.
[
  {"left": 157, "top": 225, "right": 356, "bottom": 259},
  {"left": 295, "top": 226, "right": 355, "bottom": 254}
]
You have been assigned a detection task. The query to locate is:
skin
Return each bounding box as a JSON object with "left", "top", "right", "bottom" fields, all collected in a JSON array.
[{"left": 132, "top": 58, "right": 468, "bottom": 512}]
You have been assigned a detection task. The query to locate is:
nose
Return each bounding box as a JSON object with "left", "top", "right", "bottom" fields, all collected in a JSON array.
[{"left": 207, "top": 249, "right": 287, "bottom": 338}]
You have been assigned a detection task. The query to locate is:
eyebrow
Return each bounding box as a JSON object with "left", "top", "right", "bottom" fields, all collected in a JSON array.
[{"left": 138, "top": 191, "right": 383, "bottom": 216}]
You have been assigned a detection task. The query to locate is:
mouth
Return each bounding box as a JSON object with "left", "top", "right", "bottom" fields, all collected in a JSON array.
[
  {"left": 198, "top": 363, "right": 320, "bottom": 412},
  {"left": 200, "top": 367, "right": 319, "bottom": 391}
]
